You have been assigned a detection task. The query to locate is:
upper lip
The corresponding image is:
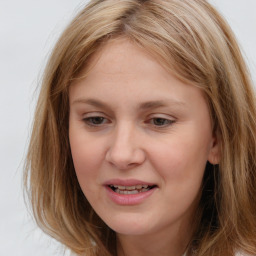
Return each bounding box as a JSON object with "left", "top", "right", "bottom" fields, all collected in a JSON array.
[{"left": 104, "top": 179, "right": 156, "bottom": 187}]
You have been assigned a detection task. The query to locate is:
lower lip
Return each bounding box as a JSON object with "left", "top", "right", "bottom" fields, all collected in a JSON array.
[{"left": 105, "top": 186, "right": 157, "bottom": 205}]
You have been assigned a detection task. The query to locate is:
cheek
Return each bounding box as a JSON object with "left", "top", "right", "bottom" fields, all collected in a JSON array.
[
  {"left": 148, "top": 132, "right": 210, "bottom": 185},
  {"left": 69, "top": 130, "right": 104, "bottom": 187}
]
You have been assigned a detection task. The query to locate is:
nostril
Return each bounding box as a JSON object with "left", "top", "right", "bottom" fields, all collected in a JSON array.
[{"left": 106, "top": 145, "right": 146, "bottom": 169}]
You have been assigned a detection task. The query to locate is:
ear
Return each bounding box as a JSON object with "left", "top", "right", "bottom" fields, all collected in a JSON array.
[{"left": 207, "top": 133, "right": 221, "bottom": 165}]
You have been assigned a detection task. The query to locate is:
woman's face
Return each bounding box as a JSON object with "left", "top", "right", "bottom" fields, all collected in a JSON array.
[{"left": 69, "top": 38, "right": 219, "bottom": 238}]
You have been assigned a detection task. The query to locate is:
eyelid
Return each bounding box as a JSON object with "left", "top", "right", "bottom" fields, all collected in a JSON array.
[
  {"left": 82, "top": 111, "right": 112, "bottom": 120},
  {"left": 147, "top": 113, "right": 176, "bottom": 120},
  {"left": 82, "top": 112, "right": 111, "bottom": 127},
  {"left": 145, "top": 114, "right": 176, "bottom": 127},
  {"left": 82, "top": 111, "right": 106, "bottom": 117}
]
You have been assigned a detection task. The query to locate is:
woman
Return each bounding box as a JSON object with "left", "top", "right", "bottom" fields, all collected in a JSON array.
[{"left": 24, "top": 0, "right": 256, "bottom": 255}]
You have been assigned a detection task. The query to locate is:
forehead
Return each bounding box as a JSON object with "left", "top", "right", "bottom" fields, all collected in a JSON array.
[
  {"left": 81, "top": 37, "right": 167, "bottom": 79},
  {"left": 71, "top": 38, "right": 187, "bottom": 96},
  {"left": 69, "top": 37, "right": 210, "bottom": 122}
]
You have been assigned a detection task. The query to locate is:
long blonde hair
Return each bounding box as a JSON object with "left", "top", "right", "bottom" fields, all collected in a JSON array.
[{"left": 24, "top": 0, "right": 256, "bottom": 255}]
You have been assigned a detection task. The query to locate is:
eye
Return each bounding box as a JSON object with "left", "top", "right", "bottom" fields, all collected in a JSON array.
[
  {"left": 148, "top": 117, "right": 175, "bottom": 127},
  {"left": 83, "top": 116, "right": 108, "bottom": 126}
]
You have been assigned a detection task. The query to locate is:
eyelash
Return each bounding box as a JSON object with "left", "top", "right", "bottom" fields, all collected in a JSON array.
[
  {"left": 83, "top": 116, "right": 109, "bottom": 126},
  {"left": 82, "top": 115, "right": 175, "bottom": 128},
  {"left": 147, "top": 117, "right": 175, "bottom": 127}
]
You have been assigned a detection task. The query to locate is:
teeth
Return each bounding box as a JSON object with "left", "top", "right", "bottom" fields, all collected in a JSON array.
[
  {"left": 116, "top": 189, "right": 142, "bottom": 195},
  {"left": 115, "top": 185, "right": 125, "bottom": 189},
  {"left": 110, "top": 184, "right": 153, "bottom": 194},
  {"left": 111, "top": 184, "right": 149, "bottom": 190},
  {"left": 126, "top": 185, "right": 135, "bottom": 190}
]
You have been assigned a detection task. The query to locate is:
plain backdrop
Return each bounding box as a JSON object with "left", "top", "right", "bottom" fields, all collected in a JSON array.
[{"left": 0, "top": 1, "right": 255, "bottom": 255}]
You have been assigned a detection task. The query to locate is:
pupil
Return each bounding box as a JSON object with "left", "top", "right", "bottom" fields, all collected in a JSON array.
[
  {"left": 92, "top": 117, "right": 104, "bottom": 124},
  {"left": 154, "top": 118, "right": 166, "bottom": 126}
]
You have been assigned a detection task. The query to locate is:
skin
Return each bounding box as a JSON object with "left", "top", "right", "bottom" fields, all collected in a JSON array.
[{"left": 69, "top": 38, "right": 220, "bottom": 256}]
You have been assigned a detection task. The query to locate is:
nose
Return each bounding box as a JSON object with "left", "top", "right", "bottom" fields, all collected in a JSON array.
[{"left": 105, "top": 123, "right": 146, "bottom": 170}]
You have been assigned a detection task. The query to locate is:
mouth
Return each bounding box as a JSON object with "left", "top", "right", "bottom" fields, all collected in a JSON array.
[{"left": 108, "top": 184, "right": 157, "bottom": 195}]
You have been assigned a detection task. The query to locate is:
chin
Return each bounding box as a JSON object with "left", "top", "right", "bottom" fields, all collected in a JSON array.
[{"left": 104, "top": 214, "right": 156, "bottom": 236}]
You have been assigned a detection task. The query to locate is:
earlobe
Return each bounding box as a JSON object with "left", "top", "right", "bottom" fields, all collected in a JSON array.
[{"left": 207, "top": 135, "right": 221, "bottom": 165}]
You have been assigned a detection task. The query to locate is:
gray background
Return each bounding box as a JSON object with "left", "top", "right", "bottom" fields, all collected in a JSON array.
[{"left": 0, "top": 1, "right": 255, "bottom": 255}]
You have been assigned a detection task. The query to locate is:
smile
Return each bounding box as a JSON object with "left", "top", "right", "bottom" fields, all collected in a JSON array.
[
  {"left": 108, "top": 184, "right": 156, "bottom": 194},
  {"left": 105, "top": 181, "right": 157, "bottom": 205}
]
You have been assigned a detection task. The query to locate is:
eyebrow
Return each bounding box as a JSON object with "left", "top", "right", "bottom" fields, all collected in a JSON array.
[
  {"left": 71, "top": 98, "right": 187, "bottom": 110},
  {"left": 72, "top": 98, "right": 109, "bottom": 108},
  {"left": 139, "top": 100, "right": 186, "bottom": 110}
]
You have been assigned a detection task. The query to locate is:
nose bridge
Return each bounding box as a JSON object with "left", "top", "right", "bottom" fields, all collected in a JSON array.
[
  {"left": 106, "top": 121, "right": 145, "bottom": 169},
  {"left": 115, "top": 121, "right": 132, "bottom": 146}
]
